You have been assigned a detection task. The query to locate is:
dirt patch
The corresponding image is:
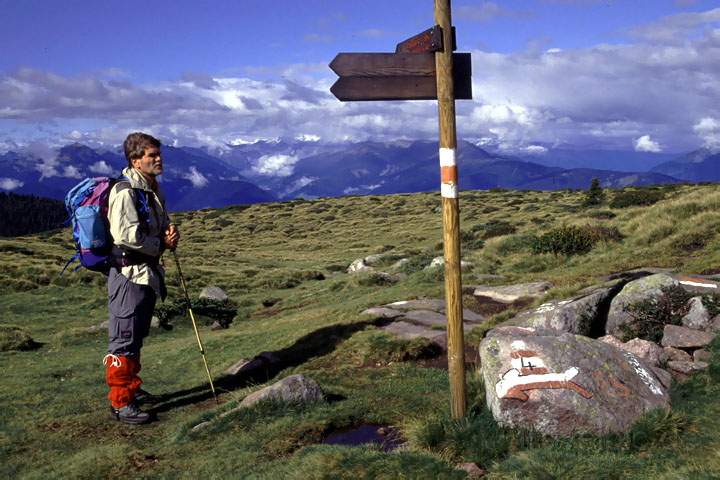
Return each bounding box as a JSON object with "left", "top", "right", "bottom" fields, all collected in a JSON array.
[
  {"left": 416, "top": 345, "right": 480, "bottom": 370},
  {"left": 463, "top": 294, "right": 532, "bottom": 316}
]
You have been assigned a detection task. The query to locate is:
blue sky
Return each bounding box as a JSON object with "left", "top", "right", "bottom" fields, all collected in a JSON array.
[{"left": 1, "top": 0, "right": 720, "bottom": 153}]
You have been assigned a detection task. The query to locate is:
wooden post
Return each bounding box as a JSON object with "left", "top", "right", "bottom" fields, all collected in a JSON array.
[{"left": 435, "top": 0, "right": 466, "bottom": 418}]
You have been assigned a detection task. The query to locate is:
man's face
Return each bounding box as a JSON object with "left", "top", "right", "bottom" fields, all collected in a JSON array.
[{"left": 132, "top": 146, "right": 163, "bottom": 177}]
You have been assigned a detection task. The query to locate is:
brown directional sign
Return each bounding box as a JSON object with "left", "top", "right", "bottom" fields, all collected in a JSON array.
[
  {"left": 395, "top": 25, "right": 455, "bottom": 53},
  {"left": 395, "top": 26, "right": 443, "bottom": 53},
  {"left": 329, "top": 52, "right": 471, "bottom": 101}
]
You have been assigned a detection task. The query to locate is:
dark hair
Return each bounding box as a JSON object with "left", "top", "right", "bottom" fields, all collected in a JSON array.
[{"left": 123, "top": 132, "right": 161, "bottom": 167}]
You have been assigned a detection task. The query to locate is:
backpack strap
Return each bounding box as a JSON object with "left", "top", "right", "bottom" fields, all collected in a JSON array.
[
  {"left": 114, "top": 178, "right": 152, "bottom": 229},
  {"left": 111, "top": 177, "right": 157, "bottom": 266}
]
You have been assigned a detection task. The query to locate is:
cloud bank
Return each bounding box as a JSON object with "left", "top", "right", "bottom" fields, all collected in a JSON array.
[{"left": 1, "top": 8, "right": 719, "bottom": 153}]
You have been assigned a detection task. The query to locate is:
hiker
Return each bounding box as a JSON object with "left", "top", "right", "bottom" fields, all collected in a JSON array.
[{"left": 102, "top": 132, "right": 179, "bottom": 424}]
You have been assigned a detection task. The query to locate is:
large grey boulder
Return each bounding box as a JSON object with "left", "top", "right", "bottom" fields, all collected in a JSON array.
[
  {"left": 606, "top": 273, "right": 679, "bottom": 337},
  {"left": 474, "top": 281, "right": 552, "bottom": 303},
  {"left": 479, "top": 326, "right": 670, "bottom": 437},
  {"left": 513, "top": 287, "right": 615, "bottom": 336},
  {"left": 682, "top": 297, "right": 712, "bottom": 330},
  {"left": 199, "top": 286, "right": 229, "bottom": 302}
]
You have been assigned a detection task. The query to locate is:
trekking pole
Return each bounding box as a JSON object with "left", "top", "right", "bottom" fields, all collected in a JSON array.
[{"left": 171, "top": 249, "right": 219, "bottom": 404}]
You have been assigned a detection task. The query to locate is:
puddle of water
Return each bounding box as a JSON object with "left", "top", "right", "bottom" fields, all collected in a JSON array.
[{"left": 322, "top": 424, "right": 403, "bottom": 452}]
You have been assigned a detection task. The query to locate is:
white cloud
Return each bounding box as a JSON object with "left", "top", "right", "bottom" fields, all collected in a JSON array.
[
  {"left": 0, "top": 177, "right": 23, "bottom": 191},
  {"left": 455, "top": 3, "right": 531, "bottom": 22},
  {"left": 693, "top": 117, "right": 720, "bottom": 147},
  {"left": 253, "top": 154, "right": 299, "bottom": 177},
  {"left": 3, "top": 8, "right": 720, "bottom": 153},
  {"left": 295, "top": 134, "right": 320, "bottom": 142},
  {"left": 525, "top": 145, "right": 548, "bottom": 154},
  {"left": 62, "top": 165, "right": 83, "bottom": 178},
  {"left": 182, "top": 166, "right": 209, "bottom": 188},
  {"left": 634, "top": 135, "right": 662, "bottom": 152},
  {"left": 89, "top": 160, "right": 114, "bottom": 174}
]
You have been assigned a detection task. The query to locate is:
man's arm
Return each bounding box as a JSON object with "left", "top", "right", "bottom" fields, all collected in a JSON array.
[{"left": 108, "top": 187, "right": 162, "bottom": 257}]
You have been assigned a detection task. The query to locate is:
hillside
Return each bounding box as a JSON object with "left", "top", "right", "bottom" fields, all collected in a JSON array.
[
  {"left": 0, "top": 192, "right": 66, "bottom": 237},
  {"left": 1, "top": 184, "right": 720, "bottom": 478}
]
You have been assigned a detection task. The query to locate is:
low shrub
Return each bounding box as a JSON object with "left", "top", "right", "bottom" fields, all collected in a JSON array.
[
  {"left": 155, "top": 297, "right": 238, "bottom": 328},
  {"left": 587, "top": 210, "right": 616, "bottom": 219},
  {"left": 530, "top": 224, "right": 622, "bottom": 256},
  {"left": 610, "top": 189, "right": 665, "bottom": 209},
  {"left": 258, "top": 270, "right": 326, "bottom": 289},
  {"left": 472, "top": 220, "right": 516, "bottom": 239},
  {"left": 399, "top": 251, "right": 437, "bottom": 275},
  {"left": 0, "top": 325, "right": 38, "bottom": 351},
  {"left": 459, "top": 230, "right": 485, "bottom": 251}
]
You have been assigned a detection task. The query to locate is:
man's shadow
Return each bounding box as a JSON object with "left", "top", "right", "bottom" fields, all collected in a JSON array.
[{"left": 149, "top": 317, "right": 391, "bottom": 414}]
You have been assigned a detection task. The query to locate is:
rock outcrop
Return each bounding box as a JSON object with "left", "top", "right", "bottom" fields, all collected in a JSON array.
[
  {"left": 512, "top": 286, "right": 615, "bottom": 336},
  {"left": 473, "top": 281, "right": 552, "bottom": 304}
]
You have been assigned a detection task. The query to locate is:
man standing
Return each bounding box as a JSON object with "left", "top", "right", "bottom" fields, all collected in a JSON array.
[{"left": 103, "top": 132, "right": 179, "bottom": 424}]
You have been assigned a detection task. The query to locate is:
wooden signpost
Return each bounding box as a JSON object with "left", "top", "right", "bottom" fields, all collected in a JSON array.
[{"left": 330, "top": 0, "right": 470, "bottom": 418}]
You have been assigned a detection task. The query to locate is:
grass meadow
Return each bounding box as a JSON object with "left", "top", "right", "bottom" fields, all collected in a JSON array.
[{"left": 2, "top": 184, "right": 720, "bottom": 478}]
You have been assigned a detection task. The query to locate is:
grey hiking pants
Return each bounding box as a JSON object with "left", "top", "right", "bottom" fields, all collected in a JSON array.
[{"left": 107, "top": 268, "right": 157, "bottom": 357}]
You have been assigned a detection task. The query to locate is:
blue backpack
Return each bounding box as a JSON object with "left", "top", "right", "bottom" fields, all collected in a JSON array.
[{"left": 63, "top": 176, "right": 150, "bottom": 274}]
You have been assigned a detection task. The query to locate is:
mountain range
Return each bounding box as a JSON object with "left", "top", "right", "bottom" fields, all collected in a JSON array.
[{"left": 0, "top": 140, "right": 717, "bottom": 211}]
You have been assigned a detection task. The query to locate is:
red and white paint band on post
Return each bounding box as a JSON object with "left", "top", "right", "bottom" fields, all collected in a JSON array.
[{"left": 439, "top": 147, "right": 458, "bottom": 199}]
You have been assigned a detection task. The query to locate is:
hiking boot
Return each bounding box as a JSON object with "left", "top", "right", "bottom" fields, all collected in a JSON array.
[
  {"left": 134, "top": 388, "right": 161, "bottom": 405},
  {"left": 110, "top": 403, "right": 151, "bottom": 425}
]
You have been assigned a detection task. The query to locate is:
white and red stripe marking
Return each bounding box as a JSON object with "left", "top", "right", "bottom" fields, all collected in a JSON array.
[{"left": 439, "top": 147, "right": 458, "bottom": 199}]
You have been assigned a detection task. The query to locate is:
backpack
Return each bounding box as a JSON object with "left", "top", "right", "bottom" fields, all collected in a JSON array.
[{"left": 62, "top": 176, "right": 150, "bottom": 274}]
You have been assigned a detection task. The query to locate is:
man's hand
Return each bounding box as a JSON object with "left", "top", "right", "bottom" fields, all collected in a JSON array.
[{"left": 164, "top": 224, "right": 180, "bottom": 250}]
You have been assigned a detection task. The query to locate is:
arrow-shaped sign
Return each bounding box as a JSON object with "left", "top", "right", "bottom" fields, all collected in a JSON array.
[{"left": 329, "top": 52, "right": 471, "bottom": 102}]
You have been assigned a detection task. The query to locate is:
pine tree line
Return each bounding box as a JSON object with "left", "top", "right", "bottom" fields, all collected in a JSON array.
[{"left": 0, "top": 192, "right": 66, "bottom": 237}]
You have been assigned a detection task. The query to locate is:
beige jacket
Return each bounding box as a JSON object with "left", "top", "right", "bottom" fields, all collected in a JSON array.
[{"left": 108, "top": 167, "right": 171, "bottom": 297}]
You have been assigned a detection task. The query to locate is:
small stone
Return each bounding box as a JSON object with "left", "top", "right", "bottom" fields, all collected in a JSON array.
[
  {"left": 426, "top": 257, "right": 473, "bottom": 270},
  {"left": 623, "top": 338, "right": 664, "bottom": 367},
  {"left": 384, "top": 298, "right": 447, "bottom": 312},
  {"left": 667, "top": 360, "right": 709, "bottom": 374},
  {"left": 402, "top": 309, "right": 448, "bottom": 327},
  {"left": 191, "top": 421, "right": 212, "bottom": 433},
  {"left": 347, "top": 258, "right": 372, "bottom": 274},
  {"left": 682, "top": 297, "right": 712, "bottom": 330},
  {"left": 693, "top": 349, "right": 712, "bottom": 362},
  {"left": 651, "top": 366, "right": 672, "bottom": 389},
  {"left": 709, "top": 315, "right": 720, "bottom": 333},
  {"left": 391, "top": 258, "right": 410, "bottom": 269},
  {"left": 363, "top": 253, "right": 385, "bottom": 266},
  {"left": 210, "top": 321, "right": 224, "bottom": 330},
  {"left": 599, "top": 335, "right": 625, "bottom": 350},
  {"left": 150, "top": 316, "right": 161, "bottom": 328},
  {"left": 456, "top": 462, "right": 486, "bottom": 478},
  {"left": 663, "top": 346, "right": 692, "bottom": 362},
  {"left": 199, "top": 286, "right": 229, "bottom": 302},
  {"left": 225, "top": 358, "right": 255, "bottom": 376},
  {"left": 661, "top": 325, "right": 716, "bottom": 349},
  {"left": 360, "top": 307, "right": 404, "bottom": 319},
  {"left": 381, "top": 321, "right": 447, "bottom": 346},
  {"left": 473, "top": 281, "right": 552, "bottom": 303},
  {"left": 238, "top": 374, "right": 323, "bottom": 409}
]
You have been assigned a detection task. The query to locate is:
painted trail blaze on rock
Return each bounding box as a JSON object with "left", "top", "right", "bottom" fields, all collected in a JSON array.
[
  {"left": 495, "top": 345, "right": 593, "bottom": 401},
  {"left": 480, "top": 327, "right": 670, "bottom": 437}
]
